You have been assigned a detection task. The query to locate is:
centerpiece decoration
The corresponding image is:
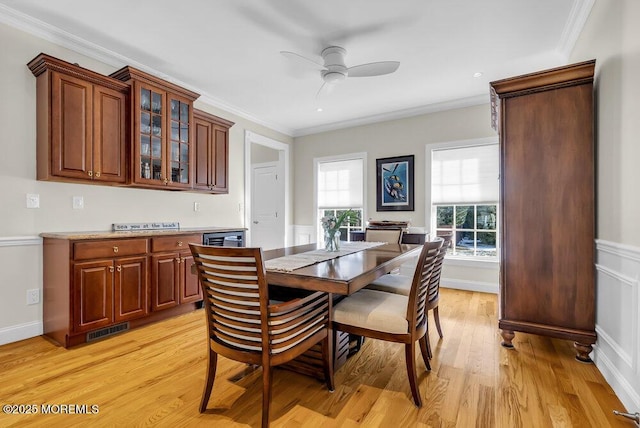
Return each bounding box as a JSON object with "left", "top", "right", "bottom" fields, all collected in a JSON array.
[{"left": 321, "top": 209, "right": 353, "bottom": 252}]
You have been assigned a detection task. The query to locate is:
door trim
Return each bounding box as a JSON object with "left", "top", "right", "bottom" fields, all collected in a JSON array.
[{"left": 244, "top": 131, "right": 290, "bottom": 246}]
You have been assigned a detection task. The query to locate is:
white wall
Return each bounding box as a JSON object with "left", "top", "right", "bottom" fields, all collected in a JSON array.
[
  {"left": 570, "top": 0, "right": 640, "bottom": 413},
  {"left": 0, "top": 22, "right": 293, "bottom": 344},
  {"left": 292, "top": 103, "right": 500, "bottom": 291}
]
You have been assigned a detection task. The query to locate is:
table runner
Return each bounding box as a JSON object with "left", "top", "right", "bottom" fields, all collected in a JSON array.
[{"left": 265, "top": 241, "right": 386, "bottom": 272}]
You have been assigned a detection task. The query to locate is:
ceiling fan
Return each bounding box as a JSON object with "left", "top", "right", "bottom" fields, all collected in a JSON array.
[{"left": 280, "top": 46, "right": 400, "bottom": 97}]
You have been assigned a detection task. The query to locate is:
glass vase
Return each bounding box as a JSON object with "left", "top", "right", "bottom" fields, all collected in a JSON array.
[{"left": 324, "top": 230, "right": 340, "bottom": 252}]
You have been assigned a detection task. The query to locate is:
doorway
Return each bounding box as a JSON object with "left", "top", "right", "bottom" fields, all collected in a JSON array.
[{"left": 244, "top": 131, "right": 289, "bottom": 249}]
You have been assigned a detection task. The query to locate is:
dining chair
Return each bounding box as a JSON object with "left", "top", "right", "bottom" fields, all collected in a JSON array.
[
  {"left": 364, "top": 227, "right": 403, "bottom": 244},
  {"left": 365, "top": 233, "right": 452, "bottom": 357},
  {"left": 332, "top": 239, "right": 443, "bottom": 407},
  {"left": 189, "top": 244, "right": 334, "bottom": 428}
]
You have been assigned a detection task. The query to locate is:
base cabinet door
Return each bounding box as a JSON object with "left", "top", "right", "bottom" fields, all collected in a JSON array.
[
  {"left": 151, "top": 253, "right": 180, "bottom": 311},
  {"left": 180, "top": 253, "right": 202, "bottom": 303},
  {"left": 114, "top": 256, "right": 148, "bottom": 322},
  {"left": 73, "top": 260, "right": 114, "bottom": 332}
]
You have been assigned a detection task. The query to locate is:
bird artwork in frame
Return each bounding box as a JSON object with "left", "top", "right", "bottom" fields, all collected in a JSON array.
[{"left": 376, "top": 155, "right": 414, "bottom": 211}]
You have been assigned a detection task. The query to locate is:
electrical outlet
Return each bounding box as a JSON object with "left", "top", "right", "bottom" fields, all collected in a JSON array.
[
  {"left": 194, "top": 202, "right": 200, "bottom": 212},
  {"left": 72, "top": 196, "right": 84, "bottom": 209},
  {"left": 26, "top": 289, "right": 40, "bottom": 305},
  {"left": 26, "top": 193, "right": 40, "bottom": 209}
]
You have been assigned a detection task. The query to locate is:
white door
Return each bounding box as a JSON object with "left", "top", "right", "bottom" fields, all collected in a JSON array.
[{"left": 251, "top": 163, "right": 285, "bottom": 250}]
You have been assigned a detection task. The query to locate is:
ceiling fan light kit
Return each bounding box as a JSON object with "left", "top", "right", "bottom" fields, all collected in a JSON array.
[{"left": 281, "top": 45, "right": 400, "bottom": 96}]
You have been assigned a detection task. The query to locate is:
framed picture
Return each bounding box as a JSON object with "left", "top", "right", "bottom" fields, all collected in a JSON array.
[{"left": 376, "top": 155, "right": 414, "bottom": 211}]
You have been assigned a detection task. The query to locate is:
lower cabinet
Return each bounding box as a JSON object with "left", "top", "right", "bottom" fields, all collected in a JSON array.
[
  {"left": 42, "top": 231, "right": 217, "bottom": 348},
  {"left": 74, "top": 256, "right": 148, "bottom": 333},
  {"left": 150, "top": 234, "right": 203, "bottom": 311}
]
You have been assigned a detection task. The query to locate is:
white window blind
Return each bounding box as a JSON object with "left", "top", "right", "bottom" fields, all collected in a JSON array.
[
  {"left": 431, "top": 144, "right": 499, "bottom": 204},
  {"left": 317, "top": 158, "right": 363, "bottom": 208}
]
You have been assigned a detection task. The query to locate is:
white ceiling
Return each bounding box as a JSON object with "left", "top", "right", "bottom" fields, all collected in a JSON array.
[{"left": 0, "top": 0, "right": 593, "bottom": 136}]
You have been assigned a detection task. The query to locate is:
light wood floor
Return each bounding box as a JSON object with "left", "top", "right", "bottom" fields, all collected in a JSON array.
[{"left": 0, "top": 289, "right": 631, "bottom": 427}]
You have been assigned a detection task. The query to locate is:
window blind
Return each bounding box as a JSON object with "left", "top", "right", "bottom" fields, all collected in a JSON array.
[
  {"left": 317, "top": 158, "right": 363, "bottom": 208},
  {"left": 431, "top": 144, "right": 499, "bottom": 204}
]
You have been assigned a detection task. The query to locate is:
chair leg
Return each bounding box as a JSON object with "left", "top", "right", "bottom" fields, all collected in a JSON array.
[
  {"left": 199, "top": 349, "right": 218, "bottom": 413},
  {"left": 404, "top": 343, "right": 422, "bottom": 407},
  {"left": 434, "top": 306, "right": 444, "bottom": 338},
  {"left": 262, "top": 365, "right": 273, "bottom": 428},
  {"left": 419, "top": 335, "right": 431, "bottom": 371},
  {"left": 425, "top": 319, "right": 432, "bottom": 359},
  {"left": 323, "top": 330, "right": 335, "bottom": 391}
]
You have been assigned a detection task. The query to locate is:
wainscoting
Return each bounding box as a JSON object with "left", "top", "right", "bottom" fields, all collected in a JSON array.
[
  {"left": 0, "top": 236, "right": 43, "bottom": 345},
  {"left": 595, "top": 239, "right": 640, "bottom": 413}
]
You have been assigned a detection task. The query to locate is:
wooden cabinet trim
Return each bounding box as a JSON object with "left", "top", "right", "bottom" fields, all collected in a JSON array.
[
  {"left": 110, "top": 66, "right": 199, "bottom": 101},
  {"left": 28, "top": 53, "right": 129, "bottom": 92}
]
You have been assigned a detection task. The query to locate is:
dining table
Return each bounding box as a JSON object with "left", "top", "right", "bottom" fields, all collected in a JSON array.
[
  {"left": 261, "top": 241, "right": 423, "bottom": 376},
  {"left": 263, "top": 241, "right": 422, "bottom": 295}
]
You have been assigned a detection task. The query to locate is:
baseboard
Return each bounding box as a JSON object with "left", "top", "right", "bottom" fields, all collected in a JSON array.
[
  {"left": 0, "top": 321, "right": 43, "bottom": 346},
  {"left": 440, "top": 278, "right": 498, "bottom": 294},
  {"left": 594, "top": 341, "right": 640, "bottom": 413}
]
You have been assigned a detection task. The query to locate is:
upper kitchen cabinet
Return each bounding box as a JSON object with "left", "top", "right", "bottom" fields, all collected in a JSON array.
[
  {"left": 194, "top": 109, "right": 234, "bottom": 193},
  {"left": 110, "top": 66, "right": 199, "bottom": 190},
  {"left": 28, "top": 54, "right": 129, "bottom": 184}
]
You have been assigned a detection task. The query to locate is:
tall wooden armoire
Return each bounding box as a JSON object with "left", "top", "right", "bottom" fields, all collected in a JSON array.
[{"left": 489, "top": 60, "right": 597, "bottom": 362}]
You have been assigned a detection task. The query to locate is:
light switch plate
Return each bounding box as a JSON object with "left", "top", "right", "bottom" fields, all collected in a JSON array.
[{"left": 26, "top": 193, "right": 40, "bottom": 209}]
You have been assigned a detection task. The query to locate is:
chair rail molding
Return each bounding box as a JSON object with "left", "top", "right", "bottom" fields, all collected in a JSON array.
[
  {"left": 0, "top": 235, "right": 42, "bottom": 247},
  {"left": 594, "top": 238, "right": 640, "bottom": 413}
]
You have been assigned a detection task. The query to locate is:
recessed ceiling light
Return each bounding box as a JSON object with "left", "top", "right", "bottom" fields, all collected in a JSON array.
[
  {"left": 317, "top": 107, "right": 323, "bottom": 112},
  {"left": 473, "top": 72, "right": 483, "bottom": 78}
]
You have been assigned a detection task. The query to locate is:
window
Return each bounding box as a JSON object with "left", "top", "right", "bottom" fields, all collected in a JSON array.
[
  {"left": 316, "top": 154, "right": 366, "bottom": 243},
  {"left": 435, "top": 204, "right": 497, "bottom": 257},
  {"left": 429, "top": 141, "right": 499, "bottom": 259}
]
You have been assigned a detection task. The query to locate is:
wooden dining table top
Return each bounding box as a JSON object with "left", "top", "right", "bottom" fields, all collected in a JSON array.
[{"left": 263, "top": 242, "right": 422, "bottom": 295}]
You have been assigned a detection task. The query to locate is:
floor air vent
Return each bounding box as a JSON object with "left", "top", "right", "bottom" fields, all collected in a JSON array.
[{"left": 87, "top": 322, "right": 129, "bottom": 342}]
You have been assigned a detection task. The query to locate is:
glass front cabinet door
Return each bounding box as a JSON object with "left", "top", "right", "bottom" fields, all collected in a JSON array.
[{"left": 110, "top": 66, "right": 199, "bottom": 189}]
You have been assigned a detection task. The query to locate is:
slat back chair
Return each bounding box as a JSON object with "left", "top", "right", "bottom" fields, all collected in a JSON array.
[
  {"left": 426, "top": 233, "right": 453, "bottom": 337},
  {"left": 189, "top": 244, "right": 334, "bottom": 428},
  {"left": 332, "top": 239, "right": 442, "bottom": 407},
  {"left": 364, "top": 227, "right": 403, "bottom": 244}
]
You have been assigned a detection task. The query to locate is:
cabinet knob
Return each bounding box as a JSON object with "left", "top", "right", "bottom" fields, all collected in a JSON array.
[
  {"left": 88, "top": 171, "right": 93, "bottom": 177},
  {"left": 113, "top": 246, "right": 119, "bottom": 253},
  {"left": 175, "top": 257, "right": 181, "bottom": 263},
  {"left": 163, "top": 178, "right": 169, "bottom": 185},
  {"left": 177, "top": 241, "right": 183, "bottom": 247},
  {"left": 95, "top": 171, "right": 101, "bottom": 178},
  {"left": 116, "top": 265, "right": 122, "bottom": 272},
  {"left": 109, "top": 266, "right": 114, "bottom": 273}
]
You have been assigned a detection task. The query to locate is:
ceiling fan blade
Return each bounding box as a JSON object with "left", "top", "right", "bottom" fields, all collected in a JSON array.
[
  {"left": 347, "top": 61, "right": 400, "bottom": 77},
  {"left": 280, "top": 51, "right": 326, "bottom": 71},
  {"left": 315, "top": 81, "right": 335, "bottom": 99}
]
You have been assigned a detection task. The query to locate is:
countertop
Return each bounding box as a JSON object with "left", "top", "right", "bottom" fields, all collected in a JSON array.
[{"left": 40, "top": 226, "right": 246, "bottom": 240}]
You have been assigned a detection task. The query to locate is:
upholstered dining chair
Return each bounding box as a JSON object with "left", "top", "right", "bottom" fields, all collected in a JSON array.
[
  {"left": 332, "top": 239, "right": 442, "bottom": 407},
  {"left": 365, "top": 233, "right": 452, "bottom": 357},
  {"left": 364, "top": 227, "right": 403, "bottom": 244},
  {"left": 189, "top": 244, "right": 334, "bottom": 428}
]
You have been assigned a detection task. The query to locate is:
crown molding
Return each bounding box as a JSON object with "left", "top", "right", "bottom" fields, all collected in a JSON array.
[
  {"left": 0, "top": 3, "right": 294, "bottom": 136},
  {"left": 292, "top": 94, "right": 489, "bottom": 137},
  {"left": 0, "top": 4, "right": 498, "bottom": 139},
  {"left": 197, "top": 94, "right": 293, "bottom": 136},
  {"left": 556, "top": 0, "right": 595, "bottom": 60}
]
